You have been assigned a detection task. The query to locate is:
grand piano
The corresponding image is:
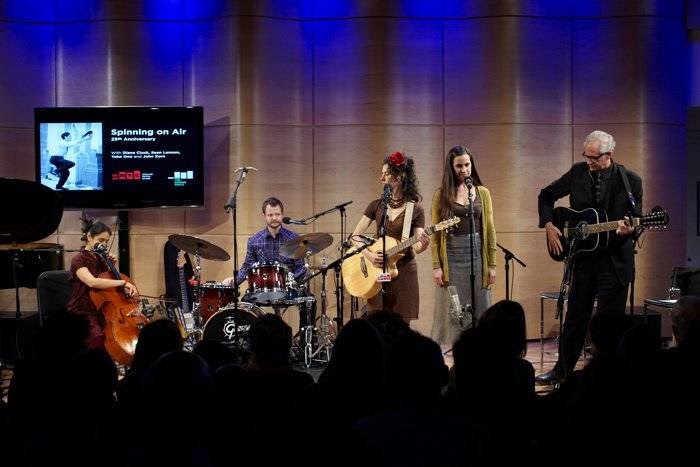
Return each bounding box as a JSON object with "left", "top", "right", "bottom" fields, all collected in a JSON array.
[{"left": 0, "top": 178, "right": 64, "bottom": 291}]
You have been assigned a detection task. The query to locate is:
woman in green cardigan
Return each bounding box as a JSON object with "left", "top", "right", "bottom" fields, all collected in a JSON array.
[{"left": 430, "top": 145, "right": 497, "bottom": 348}]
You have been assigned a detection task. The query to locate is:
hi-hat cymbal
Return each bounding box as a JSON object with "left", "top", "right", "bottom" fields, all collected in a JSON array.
[
  {"left": 168, "top": 234, "right": 230, "bottom": 261},
  {"left": 280, "top": 232, "right": 333, "bottom": 259}
]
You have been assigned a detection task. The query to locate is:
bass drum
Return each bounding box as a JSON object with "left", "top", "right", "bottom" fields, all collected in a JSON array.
[
  {"left": 196, "top": 282, "right": 236, "bottom": 323},
  {"left": 201, "top": 302, "right": 266, "bottom": 351}
]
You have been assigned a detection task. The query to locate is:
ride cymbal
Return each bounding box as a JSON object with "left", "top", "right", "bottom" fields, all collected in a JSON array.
[
  {"left": 168, "top": 234, "right": 230, "bottom": 261},
  {"left": 279, "top": 232, "right": 333, "bottom": 259}
]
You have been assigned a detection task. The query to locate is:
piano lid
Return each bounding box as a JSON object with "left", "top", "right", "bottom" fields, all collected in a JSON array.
[{"left": 0, "top": 178, "right": 64, "bottom": 244}]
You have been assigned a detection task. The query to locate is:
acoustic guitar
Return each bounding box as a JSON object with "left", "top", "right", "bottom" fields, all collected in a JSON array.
[
  {"left": 342, "top": 217, "right": 460, "bottom": 299},
  {"left": 547, "top": 205, "right": 668, "bottom": 262}
]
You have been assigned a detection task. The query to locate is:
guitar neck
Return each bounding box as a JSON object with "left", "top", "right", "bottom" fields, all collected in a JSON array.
[
  {"left": 178, "top": 268, "right": 190, "bottom": 313},
  {"left": 385, "top": 224, "right": 436, "bottom": 257},
  {"left": 576, "top": 217, "right": 638, "bottom": 235}
]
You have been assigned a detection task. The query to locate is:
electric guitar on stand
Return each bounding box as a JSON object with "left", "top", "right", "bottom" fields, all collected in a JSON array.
[
  {"left": 175, "top": 250, "right": 196, "bottom": 339},
  {"left": 342, "top": 216, "right": 460, "bottom": 299},
  {"left": 547, "top": 206, "right": 669, "bottom": 262}
]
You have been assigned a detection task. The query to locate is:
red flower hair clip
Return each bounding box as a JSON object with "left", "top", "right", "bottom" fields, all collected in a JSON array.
[{"left": 388, "top": 151, "right": 406, "bottom": 167}]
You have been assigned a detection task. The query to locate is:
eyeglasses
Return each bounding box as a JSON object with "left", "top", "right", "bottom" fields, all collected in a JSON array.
[{"left": 582, "top": 152, "right": 611, "bottom": 162}]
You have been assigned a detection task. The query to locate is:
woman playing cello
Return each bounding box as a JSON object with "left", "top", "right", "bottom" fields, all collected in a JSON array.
[{"left": 66, "top": 218, "right": 138, "bottom": 351}]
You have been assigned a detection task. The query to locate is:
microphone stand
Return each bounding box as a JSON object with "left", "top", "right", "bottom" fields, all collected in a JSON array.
[
  {"left": 224, "top": 168, "right": 251, "bottom": 309},
  {"left": 335, "top": 201, "right": 351, "bottom": 331},
  {"left": 496, "top": 243, "right": 527, "bottom": 301},
  {"left": 466, "top": 182, "right": 476, "bottom": 327},
  {"left": 555, "top": 232, "right": 580, "bottom": 382},
  {"left": 295, "top": 201, "right": 353, "bottom": 226},
  {"left": 379, "top": 186, "right": 391, "bottom": 311}
]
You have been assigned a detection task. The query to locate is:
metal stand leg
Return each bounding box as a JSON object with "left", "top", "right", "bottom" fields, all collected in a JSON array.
[{"left": 540, "top": 295, "right": 545, "bottom": 369}]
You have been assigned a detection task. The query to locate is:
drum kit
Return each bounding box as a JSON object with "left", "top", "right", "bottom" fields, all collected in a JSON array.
[{"left": 167, "top": 232, "right": 336, "bottom": 365}]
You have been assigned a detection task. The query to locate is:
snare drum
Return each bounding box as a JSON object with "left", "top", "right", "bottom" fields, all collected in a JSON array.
[
  {"left": 201, "top": 302, "right": 266, "bottom": 351},
  {"left": 196, "top": 282, "right": 236, "bottom": 323},
  {"left": 246, "top": 261, "right": 288, "bottom": 303}
]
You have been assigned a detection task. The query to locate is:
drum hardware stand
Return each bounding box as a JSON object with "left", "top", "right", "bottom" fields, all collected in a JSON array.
[
  {"left": 284, "top": 201, "right": 353, "bottom": 330},
  {"left": 297, "top": 242, "right": 373, "bottom": 367}
]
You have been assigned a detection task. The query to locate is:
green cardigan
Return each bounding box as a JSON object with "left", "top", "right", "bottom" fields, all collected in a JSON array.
[{"left": 430, "top": 186, "right": 497, "bottom": 289}]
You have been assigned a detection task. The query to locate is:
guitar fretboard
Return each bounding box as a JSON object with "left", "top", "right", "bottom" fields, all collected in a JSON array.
[
  {"left": 386, "top": 224, "right": 437, "bottom": 257},
  {"left": 568, "top": 218, "right": 639, "bottom": 235},
  {"left": 178, "top": 267, "right": 190, "bottom": 313}
]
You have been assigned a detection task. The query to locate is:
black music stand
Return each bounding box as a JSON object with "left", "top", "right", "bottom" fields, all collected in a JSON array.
[{"left": 0, "top": 178, "right": 64, "bottom": 364}]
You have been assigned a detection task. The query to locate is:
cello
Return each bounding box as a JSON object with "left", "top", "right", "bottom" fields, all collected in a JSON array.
[{"left": 89, "top": 243, "right": 149, "bottom": 365}]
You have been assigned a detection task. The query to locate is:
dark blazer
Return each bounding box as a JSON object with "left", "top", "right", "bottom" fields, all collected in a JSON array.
[{"left": 538, "top": 161, "right": 643, "bottom": 284}]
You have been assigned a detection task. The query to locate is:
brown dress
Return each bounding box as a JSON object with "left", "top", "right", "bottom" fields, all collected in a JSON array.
[{"left": 363, "top": 198, "right": 425, "bottom": 321}]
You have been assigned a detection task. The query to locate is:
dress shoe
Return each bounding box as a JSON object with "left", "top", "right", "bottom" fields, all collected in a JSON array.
[{"left": 535, "top": 367, "right": 564, "bottom": 385}]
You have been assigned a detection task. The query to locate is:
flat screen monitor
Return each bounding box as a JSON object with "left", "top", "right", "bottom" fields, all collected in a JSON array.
[{"left": 34, "top": 106, "right": 204, "bottom": 209}]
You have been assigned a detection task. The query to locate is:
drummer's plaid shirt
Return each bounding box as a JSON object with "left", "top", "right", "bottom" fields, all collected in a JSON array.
[{"left": 236, "top": 226, "right": 306, "bottom": 283}]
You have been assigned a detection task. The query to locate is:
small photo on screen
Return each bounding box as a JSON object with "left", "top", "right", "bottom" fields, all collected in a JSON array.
[{"left": 38, "top": 122, "right": 103, "bottom": 191}]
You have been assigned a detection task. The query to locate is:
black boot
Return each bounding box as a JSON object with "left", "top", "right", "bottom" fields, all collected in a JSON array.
[{"left": 535, "top": 363, "right": 565, "bottom": 385}]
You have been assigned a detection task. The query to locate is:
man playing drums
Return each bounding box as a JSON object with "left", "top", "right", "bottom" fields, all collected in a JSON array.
[{"left": 223, "top": 197, "right": 314, "bottom": 333}]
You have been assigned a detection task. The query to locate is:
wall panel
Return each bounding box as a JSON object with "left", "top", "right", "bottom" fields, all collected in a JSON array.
[
  {"left": 445, "top": 17, "right": 572, "bottom": 124},
  {"left": 0, "top": 128, "right": 35, "bottom": 179},
  {"left": 0, "top": 23, "right": 55, "bottom": 127},
  {"left": 314, "top": 18, "right": 443, "bottom": 125},
  {"left": 573, "top": 17, "right": 687, "bottom": 124}
]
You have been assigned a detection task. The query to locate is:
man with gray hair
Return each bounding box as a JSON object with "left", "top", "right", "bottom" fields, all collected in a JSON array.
[{"left": 535, "top": 130, "right": 643, "bottom": 385}]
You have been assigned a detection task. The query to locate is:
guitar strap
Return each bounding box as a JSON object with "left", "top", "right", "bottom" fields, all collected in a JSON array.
[
  {"left": 401, "top": 201, "right": 415, "bottom": 241},
  {"left": 616, "top": 163, "right": 639, "bottom": 216},
  {"left": 616, "top": 163, "right": 643, "bottom": 243}
]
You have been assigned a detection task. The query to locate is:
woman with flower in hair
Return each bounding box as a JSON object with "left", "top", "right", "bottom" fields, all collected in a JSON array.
[
  {"left": 431, "top": 145, "right": 497, "bottom": 348},
  {"left": 350, "top": 151, "right": 430, "bottom": 323},
  {"left": 66, "top": 218, "right": 138, "bottom": 349}
]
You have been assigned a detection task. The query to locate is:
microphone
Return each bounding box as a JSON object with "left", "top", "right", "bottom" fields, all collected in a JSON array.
[
  {"left": 342, "top": 234, "right": 375, "bottom": 249},
  {"left": 465, "top": 176, "right": 473, "bottom": 189},
  {"left": 447, "top": 285, "right": 464, "bottom": 325},
  {"left": 382, "top": 183, "right": 392, "bottom": 200},
  {"left": 355, "top": 234, "right": 375, "bottom": 245},
  {"left": 226, "top": 167, "right": 257, "bottom": 210},
  {"left": 93, "top": 243, "right": 108, "bottom": 254},
  {"left": 282, "top": 217, "right": 306, "bottom": 225}
]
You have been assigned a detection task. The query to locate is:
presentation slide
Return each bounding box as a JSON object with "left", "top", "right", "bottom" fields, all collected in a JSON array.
[
  {"left": 35, "top": 106, "right": 204, "bottom": 209},
  {"left": 104, "top": 121, "right": 199, "bottom": 191}
]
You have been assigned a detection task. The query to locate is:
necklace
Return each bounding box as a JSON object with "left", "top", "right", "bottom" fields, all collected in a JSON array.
[{"left": 388, "top": 196, "right": 404, "bottom": 208}]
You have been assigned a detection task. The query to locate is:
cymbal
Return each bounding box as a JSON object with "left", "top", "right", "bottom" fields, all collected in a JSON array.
[
  {"left": 168, "top": 234, "right": 230, "bottom": 261},
  {"left": 280, "top": 232, "right": 333, "bottom": 259}
]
